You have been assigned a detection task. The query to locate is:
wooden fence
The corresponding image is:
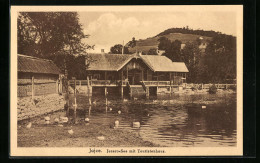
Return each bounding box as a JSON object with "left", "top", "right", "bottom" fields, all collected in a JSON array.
[
  {"left": 68, "top": 80, "right": 128, "bottom": 87},
  {"left": 183, "top": 83, "right": 236, "bottom": 89}
]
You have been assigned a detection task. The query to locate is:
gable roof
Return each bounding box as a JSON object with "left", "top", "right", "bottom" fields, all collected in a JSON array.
[
  {"left": 86, "top": 53, "right": 133, "bottom": 71},
  {"left": 140, "top": 55, "right": 188, "bottom": 72},
  {"left": 18, "top": 54, "right": 60, "bottom": 74},
  {"left": 85, "top": 53, "right": 188, "bottom": 72}
]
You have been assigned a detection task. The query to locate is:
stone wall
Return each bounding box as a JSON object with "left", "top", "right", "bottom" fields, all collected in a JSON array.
[{"left": 17, "top": 94, "right": 65, "bottom": 121}]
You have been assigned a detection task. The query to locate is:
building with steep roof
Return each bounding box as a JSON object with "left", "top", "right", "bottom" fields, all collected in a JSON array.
[
  {"left": 18, "top": 54, "right": 62, "bottom": 97},
  {"left": 85, "top": 53, "right": 188, "bottom": 96}
]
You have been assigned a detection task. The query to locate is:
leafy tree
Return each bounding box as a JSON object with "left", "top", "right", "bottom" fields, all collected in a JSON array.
[
  {"left": 165, "top": 40, "right": 182, "bottom": 62},
  {"left": 203, "top": 35, "right": 236, "bottom": 83},
  {"left": 158, "top": 37, "right": 171, "bottom": 51},
  {"left": 158, "top": 37, "right": 182, "bottom": 62},
  {"left": 128, "top": 37, "right": 136, "bottom": 48},
  {"left": 181, "top": 42, "right": 201, "bottom": 82},
  {"left": 17, "top": 12, "right": 93, "bottom": 79},
  {"left": 110, "top": 44, "right": 130, "bottom": 54},
  {"left": 147, "top": 48, "right": 158, "bottom": 55}
]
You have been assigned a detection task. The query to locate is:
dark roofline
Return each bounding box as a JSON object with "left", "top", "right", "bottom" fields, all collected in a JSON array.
[
  {"left": 18, "top": 54, "right": 54, "bottom": 62},
  {"left": 85, "top": 53, "right": 188, "bottom": 73},
  {"left": 18, "top": 54, "right": 61, "bottom": 75}
]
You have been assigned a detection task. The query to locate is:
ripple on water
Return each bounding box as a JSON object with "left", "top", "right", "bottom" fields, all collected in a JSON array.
[{"left": 37, "top": 93, "right": 237, "bottom": 147}]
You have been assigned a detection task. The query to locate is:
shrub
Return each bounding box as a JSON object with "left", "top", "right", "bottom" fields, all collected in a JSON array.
[{"left": 209, "top": 84, "right": 217, "bottom": 94}]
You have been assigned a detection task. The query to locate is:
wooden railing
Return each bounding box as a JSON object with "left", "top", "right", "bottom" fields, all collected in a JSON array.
[
  {"left": 69, "top": 80, "right": 236, "bottom": 89},
  {"left": 184, "top": 83, "right": 236, "bottom": 89},
  {"left": 141, "top": 81, "right": 172, "bottom": 86},
  {"left": 69, "top": 80, "right": 128, "bottom": 87}
]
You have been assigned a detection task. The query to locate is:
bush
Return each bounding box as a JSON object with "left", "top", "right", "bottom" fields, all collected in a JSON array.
[{"left": 209, "top": 84, "right": 217, "bottom": 94}]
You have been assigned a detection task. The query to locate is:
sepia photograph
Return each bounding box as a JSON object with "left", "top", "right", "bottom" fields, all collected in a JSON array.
[{"left": 10, "top": 5, "right": 243, "bottom": 156}]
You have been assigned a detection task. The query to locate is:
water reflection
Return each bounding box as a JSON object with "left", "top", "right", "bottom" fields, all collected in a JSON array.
[{"left": 65, "top": 92, "right": 236, "bottom": 147}]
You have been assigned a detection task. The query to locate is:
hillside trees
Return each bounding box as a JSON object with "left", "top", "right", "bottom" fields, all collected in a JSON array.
[
  {"left": 181, "top": 42, "right": 201, "bottom": 83},
  {"left": 203, "top": 35, "right": 236, "bottom": 83},
  {"left": 128, "top": 37, "right": 136, "bottom": 48},
  {"left": 157, "top": 27, "right": 225, "bottom": 38},
  {"left": 147, "top": 48, "right": 158, "bottom": 55},
  {"left": 110, "top": 44, "right": 130, "bottom": 54},
  {"left": 158, "top": 37, "right": 182, "bottom": 62},
  {"left": 18, "top": 12, "right": 93, "bottom": 79},
  {"left": 157, "top": 33, "right": 236, "bottom": 83}
]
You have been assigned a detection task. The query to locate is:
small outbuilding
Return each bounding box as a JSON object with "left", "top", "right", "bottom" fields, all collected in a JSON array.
[{"left": 17, "top": 54, "right": 62, "bottom": 97}]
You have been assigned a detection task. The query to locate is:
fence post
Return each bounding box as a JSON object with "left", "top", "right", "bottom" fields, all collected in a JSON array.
[
  {"left": 56, "top": 79, "right": 58, "bottom": 94},
  {"left": 32, "top": 76, "right": 34, "bottom": 100}
]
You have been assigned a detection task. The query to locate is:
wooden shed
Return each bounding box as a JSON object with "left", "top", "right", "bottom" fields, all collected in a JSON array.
[{"left": 17, "top": 54, "right": 61, "bottom": 97}]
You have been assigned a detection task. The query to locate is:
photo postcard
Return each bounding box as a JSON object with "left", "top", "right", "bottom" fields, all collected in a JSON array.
[{"left": 10, "top": 5, "right": 243, "bottom": 156}]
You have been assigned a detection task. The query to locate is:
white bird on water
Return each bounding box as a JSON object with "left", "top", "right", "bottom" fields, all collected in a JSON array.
[
  {"left": 109, "top": 107, "right": 113, "bottom": 111},
  {"left": 115, "top": 120, "right": 120, "bottom": 126},
  {"left": 85, "top": 118, "right": 90, "bottom": 122},
  {"left": 97, "top": 136, "right": 105, "bottom": 141},
  {"left": 68, "top": 129, "right": 74, "bottom": 135},
  {"left": 44, "top": 116, "right": 50, "bottom": 121},
  {"left": 133, "top": 122, "right": 141, "bottom": 128},
  {"left": 26, "top": 122, "right": 32, "bottom": 128},
  {"left": 118, "top": 110, "right": 121, "bottom": 114},
  {"left": 54, "top": 118, "right": 59, "bottom": 123}
]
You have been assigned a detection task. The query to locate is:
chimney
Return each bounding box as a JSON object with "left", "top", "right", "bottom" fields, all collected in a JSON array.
[{"left": 101, "top": 49, "right": 105, "bottom": 53}]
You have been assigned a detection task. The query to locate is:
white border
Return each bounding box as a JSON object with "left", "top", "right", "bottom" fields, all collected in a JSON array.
[{"left": 10, "top": 5, "right": 243, "bottom": 156}]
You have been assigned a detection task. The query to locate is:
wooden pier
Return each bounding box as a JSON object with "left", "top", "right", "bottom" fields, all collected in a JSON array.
[{"left": 68, "top": 79, "right": 236, "bottom": 97}]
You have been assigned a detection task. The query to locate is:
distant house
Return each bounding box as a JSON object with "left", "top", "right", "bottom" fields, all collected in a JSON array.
[
  {"left": 85, "top": 53, "right": 188, "bottom": 86},
  {"left": 18, "top": 54, "right": 61, "bottom": 97}
]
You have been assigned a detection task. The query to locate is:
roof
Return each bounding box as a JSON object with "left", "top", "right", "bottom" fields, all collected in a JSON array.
[
  {"left": 86, "top": 53, "right": 133, "bottom": 71},
  {"left": 86, "top": 53, "right": 188, "bottom": 72},
  {"left": 18, "top": 54, "right": 60, "bottom": 74},
  {"left": 140, "top": 55, "right": 189, "bottom": 72}
]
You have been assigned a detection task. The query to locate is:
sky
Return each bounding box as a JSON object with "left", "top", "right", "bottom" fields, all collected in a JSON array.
[{"left": 78, "top": 11, "right": 237, "bottom": 53}]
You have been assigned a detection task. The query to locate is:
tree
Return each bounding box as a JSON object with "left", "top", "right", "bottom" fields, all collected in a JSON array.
[
  {"left": 158, "top": 37, "right": 182, "bottom": 62},
  {"left": 165, "top": 40, "right": 182, "bottom": 62},
  {"left": 128, "top": 37, "right": 136, "bottom": 48},
  {"left": 18, "top": 12, "right": 93, "bottom": 79},
  {"left": 181, "top": 42, "right": 201, "bottom": 82},
  {"left": 158, "top": 37, "right": 171, "bottom": 51},
  {"left": 203, "top": 35, "right": 236, "bottom": 83},
  {"left": 110, "top": 44, "right": 130, "bottom": 54},
  {"left": 147, "top": 48, "right": 158, "bottom": 55}
]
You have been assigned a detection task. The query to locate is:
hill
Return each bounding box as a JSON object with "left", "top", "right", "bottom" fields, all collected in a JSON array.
[{"left": 127, "top": 32, "right": 212, "bottom": 54}]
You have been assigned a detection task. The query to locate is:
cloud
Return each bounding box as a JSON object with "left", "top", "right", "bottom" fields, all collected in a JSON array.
[{"left": 84, "top": 13, "right": 155, "bottom": 52}]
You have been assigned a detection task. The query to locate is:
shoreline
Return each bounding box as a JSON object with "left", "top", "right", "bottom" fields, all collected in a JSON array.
[
  {"left": 17, "top": 91, "right": 236, "bottom": 147},
  {"left": 18, "top": 120, "right": 160, "bottom": 147}
]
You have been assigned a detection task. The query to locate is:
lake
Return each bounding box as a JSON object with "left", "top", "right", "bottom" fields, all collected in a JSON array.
[{"left": 63, "top": 91, "right": 236, "bottom": 147}]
